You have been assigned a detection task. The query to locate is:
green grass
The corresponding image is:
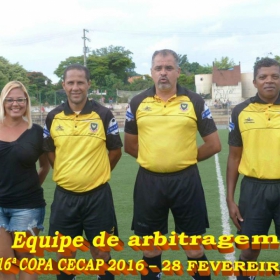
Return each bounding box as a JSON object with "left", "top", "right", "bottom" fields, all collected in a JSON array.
[{"left": 33, "top": 129, "right": 279, "bottom": 279}]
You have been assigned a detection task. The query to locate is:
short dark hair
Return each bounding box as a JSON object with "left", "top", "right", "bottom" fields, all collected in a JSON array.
[
  {"left": 151, "top": 49, "right": 179, "bottom": 68},
  {"left": 63, "top": 64, "right": 90, "bottom": 81},
  {"left": 254, "top": 58, "right": 280, "bottom": 80}
]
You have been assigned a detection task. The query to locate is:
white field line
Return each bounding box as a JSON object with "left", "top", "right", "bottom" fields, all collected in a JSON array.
[{"left": 214, "top": 154, "right": 236, "bottom": 280}]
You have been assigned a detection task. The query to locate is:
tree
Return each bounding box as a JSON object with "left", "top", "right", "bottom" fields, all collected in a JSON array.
[
  {"left": 178, "top": 74, "right": 195, "bottom": 91},
  {"left": 103, "top": 73, "right": 124, "bottom": 100},
  {"left": 178, "top": 54, "right": 189, "bottom": 74},
  {"left": 0, "top": 57, "right": 29, "bottom": 90},
  {"left": 91, "top": 45, "right": 133, "bottom": 61},
  {"left": 87, "top": 55, "right": 110, "bottom": 86},
  {"left": 177, "top": 54, "right": 213, "bottom": 75},
  {"left": 27, "top": 72, "right": 54, "bottom": 105},
  {"left": 125, "top": 75, "right": 153, "bottom": 91},
  {"left": 54, "top": 89, "right": 67, "bottom": 105},
  {"left": 198, "top": 64, "right": 213, "bottom": 74},
  {"left": 213, "top": 57, "right": 235, "bottom": 70},
  {"left": 0, "top": 71, "right": 8, "bottom": 91},
  {"left": 275, "top": 55, "right": 280, "bottom": 64},
  {"left": 89, "top": 45, "right": 135, "bottom": 85},
  {"left": 54, "top": 56, "right": 84, "bottom": 81}
]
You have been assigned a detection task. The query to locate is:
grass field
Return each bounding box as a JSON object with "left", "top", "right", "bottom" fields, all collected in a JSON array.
[{"left": 36, "top": 129, "right": 278, "bottom": 279}]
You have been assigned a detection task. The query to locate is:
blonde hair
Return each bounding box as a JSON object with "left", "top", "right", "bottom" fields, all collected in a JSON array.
[{"left": 0, "top": 81, "right": 33, "bottom": 129}]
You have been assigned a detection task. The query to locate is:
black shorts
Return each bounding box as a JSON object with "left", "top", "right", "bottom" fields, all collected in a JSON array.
[
  {"left": 238, "top": 176, "right": 280, "bottom": 238},
  {"left": 132, "top": 165, "right": 209, "bottom": 236},
  {"left": 49, "top": 183, "right": 118, "bottom": 244}
]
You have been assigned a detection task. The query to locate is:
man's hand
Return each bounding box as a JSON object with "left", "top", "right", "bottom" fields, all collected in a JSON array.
[{"left": 227, "top": 200, "right": 243, "bottom": 231}]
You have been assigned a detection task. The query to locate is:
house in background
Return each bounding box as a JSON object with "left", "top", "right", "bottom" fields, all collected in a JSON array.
[
  {"left": 127, "top": 75, "right": 143, "bottom": 83},
  {"left": 195, "top": 63, "right": 255, "bottom": 105}
]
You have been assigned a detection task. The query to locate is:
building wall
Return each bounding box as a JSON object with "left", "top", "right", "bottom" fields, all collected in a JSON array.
[
  {"left": 195, "top": 72, "right": 256, "bottom": 105},
  {"left": 212, "top": 83, "right": 242, "bottom": 104},
  {"left": 241, "top": 72, "right": 255, "bottom": 99},
  {"left": 195, "top": 74, "right": 212, "bottom": 94}
]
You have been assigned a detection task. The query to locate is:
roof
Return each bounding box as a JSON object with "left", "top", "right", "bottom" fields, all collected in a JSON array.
[{"left": 212, "top": 65, "right": 241, "bottom": 86}]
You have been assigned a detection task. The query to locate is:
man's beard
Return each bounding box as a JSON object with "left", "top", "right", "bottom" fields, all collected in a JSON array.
[{"left": 158, "top": 81, "right": 171, "bottom": 90}]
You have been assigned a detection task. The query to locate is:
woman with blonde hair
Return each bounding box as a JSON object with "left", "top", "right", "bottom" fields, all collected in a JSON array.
[{"left": 0, "top": 81, "right": 50, "bottom": 280}]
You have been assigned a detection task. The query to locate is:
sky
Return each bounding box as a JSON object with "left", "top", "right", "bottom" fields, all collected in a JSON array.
[{"left": 1, "top": 0, "right": 280, "bottom": 83}]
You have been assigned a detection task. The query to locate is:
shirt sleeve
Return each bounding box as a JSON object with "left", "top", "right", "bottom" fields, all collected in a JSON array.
[
  {"left": 192, "top": 94, "right": 217, "bottom": 137},
  {"left": 228, "top": 106, "right": 243, "bottom": 147},
  {"left": 42, "top": 112, "right": 55, "bottom": 152},
  {"left": 103, "top": 109, "right": 123, "bottom": 150},
  {"left": 124, "top": 100, "right": 138, "bottom": 135}
]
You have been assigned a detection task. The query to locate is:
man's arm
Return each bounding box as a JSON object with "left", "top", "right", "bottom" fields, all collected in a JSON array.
[
  {"left": 197, "top": 131, "right": 221, "bottom": 162},
  {"left": 226, "top": 145, "right": 243, "bottom": 230},
  {"left": 108, "top": 148, "right": 122, "bottom": 171},
  {"left": 47, "top": 152, "right": 55, "bottom": 169},
  {"left": 124, "top": 133, "right": 138, "bottom": 158},
  {"left": 37, "top": 153, "right": 51, "bottom": 185}
]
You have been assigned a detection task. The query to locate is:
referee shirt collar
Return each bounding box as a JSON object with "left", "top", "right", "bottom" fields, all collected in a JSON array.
[
  {"left": 253, "top": 92, "right": 280, "bottom": 105},
  {"left": 146, "top": 84, "right": 186, "bottom": 97},
  {"left": 64, "top": 99, "right": 93, "bottom": 115}
]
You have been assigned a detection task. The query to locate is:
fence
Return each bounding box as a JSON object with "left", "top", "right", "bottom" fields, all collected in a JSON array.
[{"left": 31, "top": 112, "right": 48, "bottom": 127}]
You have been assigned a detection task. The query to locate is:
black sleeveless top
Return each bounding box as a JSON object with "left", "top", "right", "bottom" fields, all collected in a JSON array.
[{"left": 0, "top": 124, "right": 46, "bottom": 208}]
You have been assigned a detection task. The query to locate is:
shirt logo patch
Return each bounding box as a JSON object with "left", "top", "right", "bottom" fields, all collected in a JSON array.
[
  {"left": 107, "top": 118, "right": 119, "bottom": 135},
  {"left": 202, "top": 104, "right": 213, "bottom": 119},
  {"left": 126, "top": 105, "right": 134, "bottom": 121},
  {"left": 55, "top": 125, "right": 64, "bottom": 131},
  {"left": 142, "top": 106, "right": 152, "bottom": 111},
  {"left": 180, "top": 103, "right": 188, "bottom": 111},
  {"left": 244, "top": 117, "right": 254, "bottom": 123},
  {"left": 90, "top": 123, "right": 98, "bottom": 133}
]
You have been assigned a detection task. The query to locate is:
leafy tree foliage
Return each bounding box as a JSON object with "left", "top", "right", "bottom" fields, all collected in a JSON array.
[
  {"left": 87, "top": 55, "right": 110, "bottom": 86},
  {"left": 0, "top": 57, "right": 60, "bottom": 106},
  {"left": 274, "top": 55, "right": 280, "bottom": 64},
  {"left": 175, "top": 54, "right": 212, "bottom": 89},
  {"left": 103, "top": 73, "right": 124, "bottom": 99},
  {"left": 178, "top": 74, "right": 195, "bottom": 91},
  {"left": 0, "top": 57, "right": 29, "bottom": 91},
  {"left": 178, "top": 54, "right": 189, "bottom": 74},
  {"left": 89, "top": 45, "right": 135, "bottom": 88},
  {"left": 91, "top": 45, "right": 136, "bottom": 77},
  {"left": 53, "top": 89, "right": 67, "bottom": 105},
  {"left": 213, "top": 56, "right": 235, "bottom": 70},
  {"left": 54, "top": 56, "right": 84, "bottom": 80},
  {"left": 26, "top": 72, "right": 55, "bottom": 105},
  {"left": 124, "top": 75, "right": 153, "bottom": 91},
  {"left": 178, "top": 54, "right": 212, "bottom": 75}
]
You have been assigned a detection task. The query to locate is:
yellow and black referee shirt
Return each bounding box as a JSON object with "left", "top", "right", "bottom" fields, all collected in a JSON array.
[
  {"left": 228, "top": 93, "right": 280, "bottom": 179},
  {"left": 125, "top": 84, "right": 217, "bottom": 173},
  {"left": 43, "top": 99, "right": 122, "bottom": 192}
]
